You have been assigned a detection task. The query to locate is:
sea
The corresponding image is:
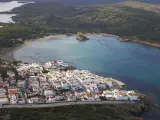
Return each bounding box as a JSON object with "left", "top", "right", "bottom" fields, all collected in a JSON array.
[{"left": 14, "top": 35, "right": 160, "bottom": 119}]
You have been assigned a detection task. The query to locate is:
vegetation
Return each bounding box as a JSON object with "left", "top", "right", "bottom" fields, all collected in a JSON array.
[
  {"left": 73, "top": 4, "right": 160, "bottom": 43},
  {"left": 0, "top": 1, "right": 160, "bottom": 47},
  {"left": 121, "top": 1, "right": 160, "bottom": 13},
  {"left": 0, "top": 104, "right": 147, "bottom": 120},
  {"left": 42, "top": 70, "right": 50, "bottom": 73}
]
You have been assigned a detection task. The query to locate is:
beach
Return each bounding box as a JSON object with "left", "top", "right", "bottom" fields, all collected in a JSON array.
[
  {"left": 0, "top": 33, "right": 106, "bottom": 62},
  {"left": 0, "top": 35, "right": 66, "bottom": 62},
  {"left": 0, "top": 33, "right": 160, "bottom": 62}
]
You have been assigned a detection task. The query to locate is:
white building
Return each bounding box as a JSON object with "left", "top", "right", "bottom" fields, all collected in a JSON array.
[
  {"left": 7, "top": 71, "right": 15, "bottom": 78},
  {"left": 0, "top": 88, "right": 6, "bottom": 93},
  {"left": 17, "top": 80, "right": 25, "bottom": 88},
  {"left": 46, "top": 97, "right": 56, "bottom": 103},
  {"left": 9, "top": 94, "right": 18, "bottom": 104},
  {"left": 0, "top": 98, "right": 9, "bottom": 104},
  {"left": 18, "top": 98, "right": 25, "bottom": 104},
  {"left": 43, "top": 62, "right": 52, "bottom": 69},
  {"left": 127, "top": 91, "right": 139, "bottom": 101},
  {"left": 114, "top": 95, "right": 129, "bottom": 101},
  {"left": 44, "top": 90, "right": 56, "bottom": 97},
  {"left": 38, "top": 75, "right": 47, "bottom": 81},
  {"left": 61, "top": 81, "right": 70, "bottom": 89}
]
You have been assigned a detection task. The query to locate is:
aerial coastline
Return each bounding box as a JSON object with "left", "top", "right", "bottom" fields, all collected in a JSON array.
[
  {"left": 0, "top": 1, "right": 160, "bottom": 119},
  {"left": 1, "top": 33, "right": 160, "bottom": 63},
  {"left": 0, "top": 59, "right": 149, "bottom": 106}
]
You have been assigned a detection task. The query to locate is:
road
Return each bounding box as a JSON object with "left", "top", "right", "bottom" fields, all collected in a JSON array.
[{"left": 0, "top": 101, "right": 134, "bottom": 109}]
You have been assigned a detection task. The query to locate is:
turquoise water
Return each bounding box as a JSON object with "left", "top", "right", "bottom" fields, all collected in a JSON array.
[{"left": 14, "top": 35, "right": 160, "bottom": 103}]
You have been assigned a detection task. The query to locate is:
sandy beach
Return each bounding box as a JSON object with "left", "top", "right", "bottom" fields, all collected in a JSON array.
[
  {"left": 0, "top": 33, "right": 106, "bottom": 62},
  {"left": 0, "top": 34, "right": 66, "bottom": 62}
]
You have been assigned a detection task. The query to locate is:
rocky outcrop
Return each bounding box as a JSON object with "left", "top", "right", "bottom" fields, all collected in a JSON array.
[{"left": 76, "top": 34, "right": 89, "bottom": 41}]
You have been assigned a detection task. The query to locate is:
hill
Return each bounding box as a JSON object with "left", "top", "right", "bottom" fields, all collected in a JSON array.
[
  {"left": 53, "top": 0, "right": 124, "bottom": 5},
  {"left": 0, "top": 104, "right": 147, "bottom": 120},
  {"left": 30, "top": 0, "right": 160, "bottom": 5},
  {"left": 121, "top": 1, "right": 160, "bottom": 13},
  {"left": 71, "top": 3, "right": 160, "bottom": 43},
  {"left": 1, "top": 1, "right": 160, "bottom": 47}
]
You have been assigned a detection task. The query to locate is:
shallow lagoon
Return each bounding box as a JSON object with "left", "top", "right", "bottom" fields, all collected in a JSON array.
[
  {"left": 0, "top": 1, "right": 26, "bottom": 12},
  {"left": 0, "top": 14, "right": 16, "bottom": 23},
  {"left": 0, "top": 1, "right": 33, "bottom": 23}
]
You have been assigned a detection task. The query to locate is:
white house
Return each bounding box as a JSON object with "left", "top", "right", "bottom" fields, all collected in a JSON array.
[
  {"left": 38, "top": 75, "right": 47, "bottom": 81},
  {"left": 0, "top": 98, "right": 9, "bottom": 104},
  {"left": 18, "top": 98, "right": 25, "bottom": 104},
  {"left": 61, "top": 81, "right": 70, "bottom": 89},
  {"left": 17, "top": 80, "right": 25, "bottom": 88},
  {"left": 43, "top": 62, "right": 52, "bottom": 69},
  {"left": 0, "top": 88, "right": 6, "bottom": 93},
  {"left": 114, "top": 95, "right": 129, "bottom": 101},
  {"left": 127, "top": 91, "right": 139, "bottom": 101},
  {"left": 7, "top": 71, "right": 15, "bottom": 78},
  {"left": 44, "top": 90, "right": 56, "bottom": 97},
  {"left": 9, "top": 94, "right": 18, "bottom": 104}
]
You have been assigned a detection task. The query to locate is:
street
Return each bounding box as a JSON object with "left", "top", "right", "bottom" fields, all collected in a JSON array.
[{"left": 1, "top": 101, "right": 134, "bottom": 109}]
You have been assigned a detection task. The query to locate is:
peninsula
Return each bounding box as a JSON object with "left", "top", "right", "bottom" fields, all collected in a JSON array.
[
  {"left": 0, "top": 59, "right": 143, "bottom": 105},
  {"left": 0, "top": 59, "right": 152, "bottom": 120},
  {"left": 0, "top": 0, "right": 158, "bottom": 120}
]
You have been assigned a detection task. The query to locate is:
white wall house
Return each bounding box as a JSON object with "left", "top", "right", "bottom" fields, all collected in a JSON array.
[
  {"left": 7, "top": 72, "right": 15, "bottom": 78},
  {"left": 44, "top": 90, "right": 56, "bottom": 97},
  {"left": 0, "top": 98, "right": 9, "bottom": 104},
  {"left": 46, "top": 97, "right": 56, "bottom": 103},
  {"left": 127, "top": 91, "right": 139, "bottom": 101},
  {"left": 114, "top": 95, "right": 129, "bottom": 101}
]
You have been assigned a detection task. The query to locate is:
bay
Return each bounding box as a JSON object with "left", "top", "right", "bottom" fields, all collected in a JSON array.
[{"left": 14, "top": 35, "right": 160, "bottom": 103}]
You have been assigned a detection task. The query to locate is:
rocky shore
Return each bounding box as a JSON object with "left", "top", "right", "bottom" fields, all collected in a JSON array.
[{"left": 118, "top": 36, "right": 160, "bottom": 48}]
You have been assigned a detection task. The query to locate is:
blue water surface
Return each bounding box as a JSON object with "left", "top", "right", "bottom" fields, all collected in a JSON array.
[{"left": 14, "top": 35, "right": 160, "bottom": 103}]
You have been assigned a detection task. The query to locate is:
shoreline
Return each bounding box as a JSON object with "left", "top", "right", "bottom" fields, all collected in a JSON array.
[
  {"left": 117, "top": 37, "right": 160, "bottom": 48},
  {"left": 0, "top": 34, "right": 67, "bottom": 62},
  {"left": 0, "top": 33, "right": 160, "bottom": 62},
  {"left": 0, "top": 33, "right": 113, "bottom": 62}
]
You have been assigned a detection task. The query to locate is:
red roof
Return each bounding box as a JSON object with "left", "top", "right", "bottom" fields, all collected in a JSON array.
[
  {"left": 128, "top": 93, "right": 135, "bottom": 96},
  {"left": 0, "top": 82, "right": 8, "bottom": 85},
  {"left": 6, "top": 78, "right": 16, "bottom": 81},
  {"left": 8, "top": 89, "right": 17, "bottom": 94}
]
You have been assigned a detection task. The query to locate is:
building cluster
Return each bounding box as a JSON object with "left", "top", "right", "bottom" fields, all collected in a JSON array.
[
  {"left": 0, "top": 60, "right": 140, "bottom": 105},
  {"left": 0, "top": 71, "right": 26, "bottom": 104}
]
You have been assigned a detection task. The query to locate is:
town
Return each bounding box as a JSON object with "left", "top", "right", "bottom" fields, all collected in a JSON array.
[{"left": 0, "top": 60, "right": 140, "bottom": 105}]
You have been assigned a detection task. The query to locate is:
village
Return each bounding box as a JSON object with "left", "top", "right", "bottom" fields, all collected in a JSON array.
[{"left": 0, "top": 60, "right": 140, "bottom": 105}]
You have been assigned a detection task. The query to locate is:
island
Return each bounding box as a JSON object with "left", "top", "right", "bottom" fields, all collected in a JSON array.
[{"left": 76, "top": 33, "right": 89, "bottom": 41}]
